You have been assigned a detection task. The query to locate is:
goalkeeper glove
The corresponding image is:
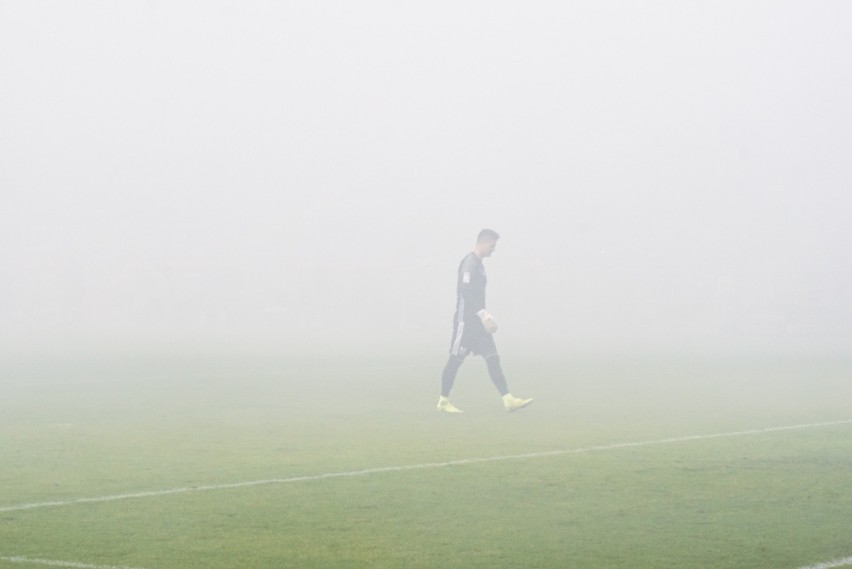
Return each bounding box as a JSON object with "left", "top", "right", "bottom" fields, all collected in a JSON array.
[{"left": 476, "top": 309, "right": 498, "bottom": 334}]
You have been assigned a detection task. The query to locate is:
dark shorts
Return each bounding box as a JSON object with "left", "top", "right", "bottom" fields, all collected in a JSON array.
[{"left": 448, "top": 320, "right": 498, "bottom": 358}]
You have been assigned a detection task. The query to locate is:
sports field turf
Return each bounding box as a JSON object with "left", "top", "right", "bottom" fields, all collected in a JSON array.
[{"left": 1, "top": 354, "right": 850, "bottom": 569}]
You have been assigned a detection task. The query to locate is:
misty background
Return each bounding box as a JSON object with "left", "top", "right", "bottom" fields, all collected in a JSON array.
[{"left": 2, "top": 1, "right": 850, "bottom": 361}]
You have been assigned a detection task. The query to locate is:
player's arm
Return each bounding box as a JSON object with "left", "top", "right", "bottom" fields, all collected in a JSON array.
[
  {"left": 458, "top": 255, "right": 485, "bottom": 311},
  {"left": 458, "top": 256, "right": 497, "bottom": 333}
]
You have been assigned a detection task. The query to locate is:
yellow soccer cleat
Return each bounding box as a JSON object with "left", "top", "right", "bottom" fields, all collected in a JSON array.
[
  {"left": 436, "top": 398, "right": 464, "bottom": 414},
  {"left": 503, "top": 394, "right": 533, "bottom": 413}
]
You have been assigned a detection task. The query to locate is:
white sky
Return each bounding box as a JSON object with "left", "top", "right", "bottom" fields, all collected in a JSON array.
[{"left": 2, "top": 1, "right": 851, "bottom": 358}]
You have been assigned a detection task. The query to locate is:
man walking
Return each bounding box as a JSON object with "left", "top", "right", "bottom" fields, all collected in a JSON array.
[{"left": 437, "top": 229, "right": 533, "bottom": 414}]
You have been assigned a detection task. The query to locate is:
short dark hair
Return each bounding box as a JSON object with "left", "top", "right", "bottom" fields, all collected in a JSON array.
[{"left": 477, "top": 228, "right": 500, "bottom": 242}]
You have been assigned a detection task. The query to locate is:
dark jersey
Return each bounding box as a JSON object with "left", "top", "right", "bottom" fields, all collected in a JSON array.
[
  {"left": 448, "top": 252, "right": 496, "bottom": 357},
  {"left": 454, "top": 252, "right": 487, "bottom": 325}
]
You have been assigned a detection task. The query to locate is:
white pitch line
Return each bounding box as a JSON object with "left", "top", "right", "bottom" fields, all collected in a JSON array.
[
  {"left": 2, "top": 418, "right": 850, "bottom": 515},
  {"left": 796, "top": 557, "right": 852, "bottom": 569},
  {"left": 3, "top": 364, "right": 406, "bottom": 387},
  {"left": 0, "top": 555, "right": 149, "bottom": 569}
]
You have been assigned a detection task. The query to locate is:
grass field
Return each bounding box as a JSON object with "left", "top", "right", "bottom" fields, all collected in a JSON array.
[{"left": 1, "top": 354, "right": 851, "bottom": 569}]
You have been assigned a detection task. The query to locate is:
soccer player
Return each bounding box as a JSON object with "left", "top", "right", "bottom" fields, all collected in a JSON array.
[{"left": 436, "top": 229, "right": 534, "bottom": 414}]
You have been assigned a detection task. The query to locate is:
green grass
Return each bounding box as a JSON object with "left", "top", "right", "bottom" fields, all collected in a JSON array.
[{"left": 1, "top": 354, "right": 851, "bottom": 568}]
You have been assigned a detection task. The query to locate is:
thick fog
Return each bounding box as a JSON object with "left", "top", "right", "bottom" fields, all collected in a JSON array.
[{"left": 2, "top": 2, "right": 850, "bottom": 359}]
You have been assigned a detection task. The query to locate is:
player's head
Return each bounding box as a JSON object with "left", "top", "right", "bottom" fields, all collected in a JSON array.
[{"left": 475, "top": 228, "right": 499, "bottom": 257}]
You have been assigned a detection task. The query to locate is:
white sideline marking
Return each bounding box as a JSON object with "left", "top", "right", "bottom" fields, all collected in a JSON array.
[
  {"left": 4, "top": 364, "right": 405, "bottom": 386},
  {"left": 1, "top": 419, "right": 850, "bottom": 515},
  {"left": 0, "top": 555, "right": 149, "bottom": 569},
  {"left": 796, "top": 557, "right": 852, "bottom": 569}
]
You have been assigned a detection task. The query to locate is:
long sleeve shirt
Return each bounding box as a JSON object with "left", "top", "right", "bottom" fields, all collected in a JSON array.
[{"left": 454, "top": 252, "right": 487, "bottom": 324}]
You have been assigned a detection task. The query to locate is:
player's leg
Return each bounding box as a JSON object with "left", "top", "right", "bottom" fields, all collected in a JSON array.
[
  {"left": 437, "top": 354, "right": 465, "bottom": 413},
  {"left": 483, "top": 353, "right": 509, "bottom": 395},
  {"left": 437, "top": 323, "right": 467, "bottom": 414},
  {"left": 477, "top": 335, "right": 534, "bottom": 412},
  {"left": 440, "top": 354, "right": 465, "bottom": 398}
]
